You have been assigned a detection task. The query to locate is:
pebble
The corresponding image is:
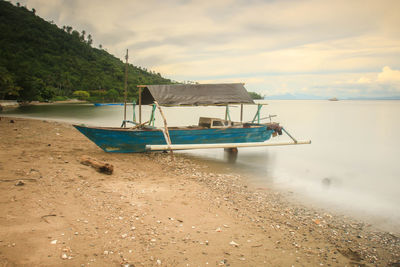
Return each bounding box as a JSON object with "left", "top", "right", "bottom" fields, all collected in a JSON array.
[
  {"left": 61, "top": 253, "right": 72, "bottom": 260},
  {"left": 229, "top": 241, "right": 239, "bottom": 247}
]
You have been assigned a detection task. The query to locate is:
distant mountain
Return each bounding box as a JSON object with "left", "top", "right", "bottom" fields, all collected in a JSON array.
[{"left": 0, "top": 0, "right": 173, "bottom": 102}]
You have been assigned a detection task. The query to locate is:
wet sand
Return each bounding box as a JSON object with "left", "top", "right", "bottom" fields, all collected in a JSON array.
[{"left": 0, "top": 117, "right": 399, "bottom": 266}]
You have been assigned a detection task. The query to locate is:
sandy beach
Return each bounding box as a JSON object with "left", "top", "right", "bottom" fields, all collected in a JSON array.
[{"left": 0, "top": 117, "right": 399, "bottom": 266}]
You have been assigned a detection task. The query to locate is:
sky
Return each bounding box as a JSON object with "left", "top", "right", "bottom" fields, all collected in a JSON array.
[{"left": 11, "top": 0, "right": 400, "bottom": 99}]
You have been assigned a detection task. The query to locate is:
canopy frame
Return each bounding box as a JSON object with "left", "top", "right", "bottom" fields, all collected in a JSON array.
[{"left": 135, "top": 83, "right": 262, "bottom": 127}]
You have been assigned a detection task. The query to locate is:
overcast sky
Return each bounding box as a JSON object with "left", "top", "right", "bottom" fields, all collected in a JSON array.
[{"left": 11, "top": 0, "right": 400, "bottom": 98}]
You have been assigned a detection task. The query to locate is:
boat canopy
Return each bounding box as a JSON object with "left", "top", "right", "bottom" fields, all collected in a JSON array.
[{"left": 139, "top": 83, "right": 255, "bottom": 106}]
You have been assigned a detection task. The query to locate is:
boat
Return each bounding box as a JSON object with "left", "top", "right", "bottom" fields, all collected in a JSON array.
[
  {"left": 328, "top": 97, "right": 339, "bottom": 101},
  {"left": 75, "top": 50, "right": 310, "bottom": 153},
  {"left": 93, "top": 103, "right": 124, "bottom": 106},
  {"left": 74, "top": 83, "right": 310, "bottom": 153}
]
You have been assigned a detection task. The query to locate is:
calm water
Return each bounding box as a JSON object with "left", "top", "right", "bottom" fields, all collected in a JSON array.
[{"left": 2, "top": 100, "right": 400, "bottom": 232}]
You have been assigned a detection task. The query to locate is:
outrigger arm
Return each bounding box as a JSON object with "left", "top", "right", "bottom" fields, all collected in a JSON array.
[
  {"left": 146, "top": 140, "right": 311, "bottom": 151},
  {"left": 281, "top": 128, "right": 298, "bottom": 143}
]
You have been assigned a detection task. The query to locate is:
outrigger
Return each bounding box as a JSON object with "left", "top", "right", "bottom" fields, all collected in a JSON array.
[{"left": 74, "top": 51, "right": 310, "bottom": 153}]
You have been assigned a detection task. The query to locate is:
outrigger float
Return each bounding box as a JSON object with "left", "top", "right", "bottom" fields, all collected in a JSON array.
[{"left": 74, "top": 51, "right": 310, "bottom": 153}]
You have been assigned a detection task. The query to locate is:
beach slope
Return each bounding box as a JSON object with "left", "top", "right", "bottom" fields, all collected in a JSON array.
[{"left": 0, "top": 118, "right": 398, "bottom": 266}]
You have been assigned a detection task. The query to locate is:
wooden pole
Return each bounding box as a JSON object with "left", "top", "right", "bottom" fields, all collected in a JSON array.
[
  {"left": 154, "top": 101, "right": 174, "bottom": 158},
  {"left": 240, "top": 104, "right": 243, "bottom": 123},
  {"left": 123, "top": 49, "right": 128, "bottom": 127},
  {"left": 138, "top": 87, "right": 142, "bottom": 125},
  {"left": 146, "top": 140, "right": 311, "bottom": 151}
]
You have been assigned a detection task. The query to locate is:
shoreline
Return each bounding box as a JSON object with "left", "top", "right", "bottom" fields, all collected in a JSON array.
[
  {"left": 0, "top": 117, "right": 399, "bottom": 266},
  {"left": 22, "top": 99, "right": 89, "bottom": 105},
  {"left": 175, "top": 150, "right": 400, "bottom": 235}
]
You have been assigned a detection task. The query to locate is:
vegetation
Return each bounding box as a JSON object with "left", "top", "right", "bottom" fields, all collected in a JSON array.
[
  {"left": 0, "top": 1, "right": 173, "bottom": 102},
  {"left": 72, "top": 90, "right": 90, "bottom": 100},
  {"left": 248, "top": 91, "right": 264, "bottom": 100}
]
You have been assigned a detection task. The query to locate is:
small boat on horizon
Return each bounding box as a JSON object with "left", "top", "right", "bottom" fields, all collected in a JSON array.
[{"left": 329, "top": 97, "right": 339, "bottom": 101}]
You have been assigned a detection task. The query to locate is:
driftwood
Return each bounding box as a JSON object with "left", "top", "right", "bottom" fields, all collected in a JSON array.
[
  {"left": 80, "top": 155, "right": 113, "bottom": 175},
  {"left": 41, "top": 214, "right": 57, "bottom": 223}
]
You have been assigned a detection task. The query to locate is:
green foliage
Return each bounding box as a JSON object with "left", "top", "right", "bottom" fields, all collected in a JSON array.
[
  {"left": 248, "top": 91, "right": 263, "bottom": 100},
  {"left": 53, "top": 95, "right": 68, "bottom": 101},
  {"left": 0, "top": 1, "right": 173, "bottom": 101},
  {"left": 0, "top": 65, "right": 21, "bottom": 99},
  {"left": 39, "top": 86, "right": 57, "bottom": 101},
  {"left": 73, "top": 90, "right": 90, "bottom": 100},
  {"left": 106, "top": 89, "right": 119, "bottom": 102}
]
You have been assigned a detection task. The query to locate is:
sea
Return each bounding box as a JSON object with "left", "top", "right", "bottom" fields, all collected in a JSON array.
[{"left": 2, "top": 100, "right": 399, "bottom": 232}]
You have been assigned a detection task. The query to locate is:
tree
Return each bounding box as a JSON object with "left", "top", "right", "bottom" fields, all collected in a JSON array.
[
  {"left": 66, "top": 26, "right": 72, "bottom": 34},
  {"left": 0, "top": 67, "right": 20, "bottom": 99},
  {"left": 40, "top": 86, "right": 56, "bottom": 100},
  {"left": 106, "top": 89, "right": 119, "bottom": 102},
  {"left": 87, "top": 34, "right": 93, "bottom": 46},
  {"left": 248, "top": 91, "right": 263, "bottom": 100},
  {"left": 80, "top": 30, "right": 86, "bottom": 42},
  {"left": 71, "top": 30, "right": 80, "bottom": 40},
  {"left": 73, "top": 90, "right": 90, "bottom": 100}
]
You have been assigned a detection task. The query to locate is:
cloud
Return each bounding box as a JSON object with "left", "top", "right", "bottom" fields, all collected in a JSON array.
[
  {"left": 377, "top": 66, "right": 400, "bottom": 83},
  {"left": 322, "top": 66, "right": 400, "bottom": 97},
  {"left": 357, "top": 77, "right": 372, "bottom": 84}
]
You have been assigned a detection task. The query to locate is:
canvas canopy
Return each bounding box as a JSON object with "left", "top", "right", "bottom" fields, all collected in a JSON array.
[{"left": 139, "top": 83, "right": 255, "bottom": 106}]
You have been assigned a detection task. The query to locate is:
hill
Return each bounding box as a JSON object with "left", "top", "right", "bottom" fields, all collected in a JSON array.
[{"left": 0, "top": 0, "right": 173, "bottom": 102}]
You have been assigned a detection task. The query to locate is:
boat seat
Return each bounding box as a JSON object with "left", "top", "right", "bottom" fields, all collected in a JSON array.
[{"left": 198, "top": 117, "right": 234, "bottom": 128}]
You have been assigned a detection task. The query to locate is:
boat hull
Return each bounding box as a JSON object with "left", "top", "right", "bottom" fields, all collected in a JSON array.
[{"left": 74, "top": 125, "right": 274, "bottom": 153}]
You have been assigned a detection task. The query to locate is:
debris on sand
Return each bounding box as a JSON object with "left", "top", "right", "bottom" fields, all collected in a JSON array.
[{"left": 80, "top": 155, "right": 113, "bottom": 174}]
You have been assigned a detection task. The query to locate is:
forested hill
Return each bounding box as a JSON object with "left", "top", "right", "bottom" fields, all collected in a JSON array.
[{"left": 0, "top": 0, "right": 173, "bottom": 102}]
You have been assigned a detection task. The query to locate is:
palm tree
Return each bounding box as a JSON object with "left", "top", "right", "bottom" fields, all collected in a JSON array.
[
  {"left": 87, "top": 34, "right": 93, "bottom": 46},
  {"left": 80, "top": 30, "right": 86, "bottom": 42}
]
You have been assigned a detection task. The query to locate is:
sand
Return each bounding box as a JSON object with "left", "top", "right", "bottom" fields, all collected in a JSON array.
[{"left": 0, "top": 117, "right": 399, "bottom": 266}]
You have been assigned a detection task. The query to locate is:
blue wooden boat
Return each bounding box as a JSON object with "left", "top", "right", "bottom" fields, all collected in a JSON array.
[
  {"left": 75, "top": 83, "right": 309, "bottom": 153},
  {"left": 94, "top": 103, "right": 124, "bottom": 106},
  {"left": 74, "top": 121, "right": 275, "bottom": 153}
]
